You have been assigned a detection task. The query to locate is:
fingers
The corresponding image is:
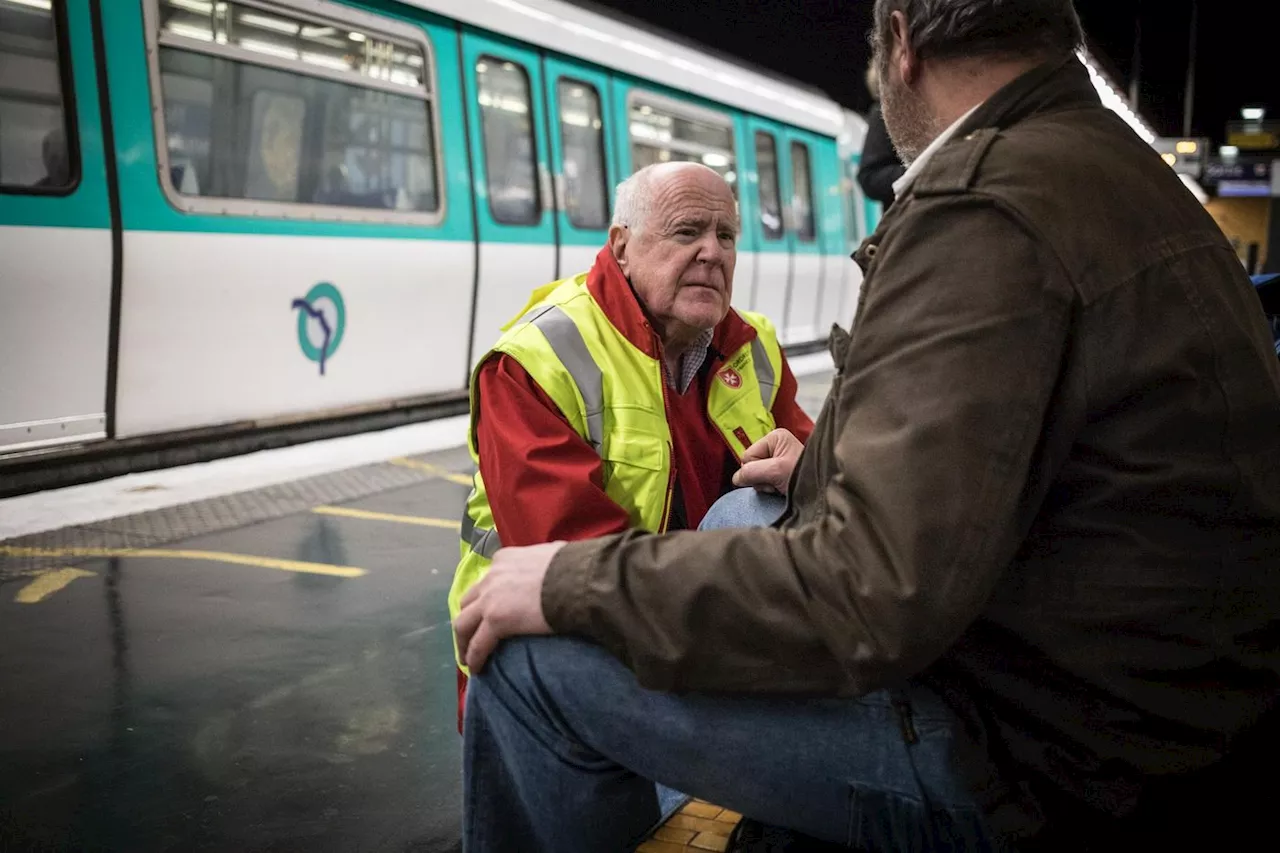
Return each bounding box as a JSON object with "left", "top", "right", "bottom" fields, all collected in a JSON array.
[
  {"left": 733, "top": 457, "right": 786, "bottom": 491},
  {"left": 465, "top": 621, "right": 500, "bottom": 673},
  {"left": 454, "top": 599, "right": 481, "bottom": 660}
]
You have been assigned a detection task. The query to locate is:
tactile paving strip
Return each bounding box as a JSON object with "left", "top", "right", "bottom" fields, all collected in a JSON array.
[
  {"left": 641, "top": 800, "right": 743, "bottom": 852},
  {"left": 0, "top": 447, "right": 475, "bottom": 580}
]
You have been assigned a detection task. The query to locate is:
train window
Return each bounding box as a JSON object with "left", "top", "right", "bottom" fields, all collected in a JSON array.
[
  {"left": 629, "top": 93, "right": 736, "bottom": 196},
  {"left": 0, "top": 0, "right": 77, "bottom": 193},
  {"left": 790, "top": 140, "right": 816, "bottom": 242},
  {"left": 476, "top": 56, "right": 540, "bottom": 225},
  {"left": 556, "top": 78, "right": 607, "bottom": 230},
  {"left": 754, "top": 132, "right": 783, "bottom": 240},
  {"left": 148, "top": 0, "right": 441, "bottom": 221}
]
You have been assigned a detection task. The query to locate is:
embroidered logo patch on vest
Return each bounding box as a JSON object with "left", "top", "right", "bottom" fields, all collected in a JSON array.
[{"left": 718, "top": 367, "right": 743, "bottom": 389}]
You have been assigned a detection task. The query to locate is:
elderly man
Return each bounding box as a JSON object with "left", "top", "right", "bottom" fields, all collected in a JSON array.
[
  {"left": 454, "top": 0, "right": 1280, "bottom": 850},
  {"left": 448, "top": 162, "right": 813, "bottom": 721}
]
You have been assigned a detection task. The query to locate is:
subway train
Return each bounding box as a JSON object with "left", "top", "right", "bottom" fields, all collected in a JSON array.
[{"left": 0, "top": 0, "right": 1153, "bottom": 469}]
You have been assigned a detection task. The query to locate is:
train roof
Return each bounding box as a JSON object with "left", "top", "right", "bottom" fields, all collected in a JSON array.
[{"left": 402, "top": 0, "right": 848, "bottom": 137}]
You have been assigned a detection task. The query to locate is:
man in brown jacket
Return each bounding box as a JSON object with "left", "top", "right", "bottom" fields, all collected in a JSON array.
[{"left": 453, "top": 0, "right": 1280, "bottom": 849}]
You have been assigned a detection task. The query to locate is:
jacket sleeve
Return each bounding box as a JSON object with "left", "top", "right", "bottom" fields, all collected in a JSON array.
[
  {"left": 771, "top": 355, "right": 814, "bottom": 444},
  {"left": 541, "top": 200, "right": 1074, "bottom": 696},
  {"left": 475, "top": 355, "right": 632, "bottom": 547},
  {"left": 857, "top": 105, "right": 906, "bottom": 207}
]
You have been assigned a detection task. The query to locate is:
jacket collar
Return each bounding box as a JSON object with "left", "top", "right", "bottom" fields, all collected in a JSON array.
[
  {"left": 954, "top": 53, "right": 1102, "bottom": 139},
  {"left": 585, "top": 246, "right": 757, "bottom": 365},
  {"left": 855, "top": 54, "right": 1104, "bottom": 269}
]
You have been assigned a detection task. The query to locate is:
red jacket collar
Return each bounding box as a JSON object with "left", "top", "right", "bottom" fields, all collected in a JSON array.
[{"left": 585, "top": 246, "right": 757, "bottom": 364}]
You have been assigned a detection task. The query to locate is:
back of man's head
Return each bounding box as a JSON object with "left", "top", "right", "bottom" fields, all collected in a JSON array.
[{"left": 872, "top": 0, "right": 1083, "bottom": 65}]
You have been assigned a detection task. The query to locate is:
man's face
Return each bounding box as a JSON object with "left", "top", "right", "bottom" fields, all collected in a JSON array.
[
  {"left": 877, "top": 20, "right": 940, "bottom": 165},
  {"left": 612, "top": 166, "right": 738, "bottom": 343}
]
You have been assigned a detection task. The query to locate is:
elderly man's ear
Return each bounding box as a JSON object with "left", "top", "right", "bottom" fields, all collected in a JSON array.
[{"left": 608, "top": 225, "right": 630, "bottom": 274}]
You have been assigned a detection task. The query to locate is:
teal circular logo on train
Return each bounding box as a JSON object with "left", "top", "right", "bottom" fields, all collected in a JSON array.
[{"left": 291, "top": 282, "right": 346, "bottom": 376}]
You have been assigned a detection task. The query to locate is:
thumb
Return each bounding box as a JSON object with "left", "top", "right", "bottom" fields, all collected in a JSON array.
[{"left": 740, "top": 431, "right": 781, "bottom": 464}]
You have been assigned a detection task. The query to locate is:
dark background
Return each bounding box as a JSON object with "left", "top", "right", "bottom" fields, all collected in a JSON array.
[{"left": 583, "top": 0, "right": 1274, "bottom": 147}]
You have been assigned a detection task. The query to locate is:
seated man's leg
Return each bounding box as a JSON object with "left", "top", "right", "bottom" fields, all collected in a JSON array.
[
  {"left": 650, "top": 487, "right": 789, "bottom": 818},
  {"left": 700, "top": 487, "right": 787, "bottom": 531},
  {"left": 463, "top": 637, "right": 1001, "bottom": 853}
]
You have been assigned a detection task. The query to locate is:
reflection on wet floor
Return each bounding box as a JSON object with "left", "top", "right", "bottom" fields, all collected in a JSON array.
[
  {"left": 0, "top": 371, "right": 833, "bottom": 852},
  {"left": 1, "top": 479, "right": 469, "bottom": 852}
]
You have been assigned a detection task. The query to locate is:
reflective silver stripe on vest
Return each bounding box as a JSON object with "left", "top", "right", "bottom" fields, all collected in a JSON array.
[
  {"left": 750, "top": 336, "right": 776, "bottom": 410},
  {"left": 528, "top": 304, "right": 605, "bottom": 450},
  {"left": 461, "top": 511, "right": 503, "bottom": 560}
]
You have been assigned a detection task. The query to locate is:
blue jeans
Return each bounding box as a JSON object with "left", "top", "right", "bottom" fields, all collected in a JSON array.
[{"left": 462, "top": 489, "right": 1003, "bottom": 852}]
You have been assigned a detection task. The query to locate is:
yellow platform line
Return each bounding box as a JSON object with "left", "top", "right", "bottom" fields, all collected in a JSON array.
[
  {"left": 13, "top": 568, "right": 97, "bottom": 604},
  {"left": 389, "top": 457, "right": 473, "bottom": 486},
  {"left": 0, "top": 546, "right": 366, "bottom": 578},
  {"left": 312, "top": 505, "right": 461, "bottom": 530}
]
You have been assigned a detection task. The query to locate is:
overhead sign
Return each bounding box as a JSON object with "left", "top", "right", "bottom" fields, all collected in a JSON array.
[
  {"left": 1227, "top": 131, "right": 1280, "bottom": 151},
  {"left": 1225, "top": 120, "right": 1280, "bottom": 151}
]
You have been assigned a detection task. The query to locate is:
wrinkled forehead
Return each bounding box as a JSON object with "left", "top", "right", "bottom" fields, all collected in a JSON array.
[{"left": 651, "top": 173, "right": 740, "bottom": 232}]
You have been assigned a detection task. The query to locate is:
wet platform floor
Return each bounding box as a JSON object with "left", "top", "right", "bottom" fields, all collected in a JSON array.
[
  {"left": 2, "top": 467, "right": 473, "bottom": 852},
  {"left": 0, "top": 371, "right": 833, "bottom": 852}
]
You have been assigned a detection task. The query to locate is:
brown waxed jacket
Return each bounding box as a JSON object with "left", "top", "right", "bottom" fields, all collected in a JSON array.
[{"left": 542, "top": 56, "right": 1280, "bottom": 840}]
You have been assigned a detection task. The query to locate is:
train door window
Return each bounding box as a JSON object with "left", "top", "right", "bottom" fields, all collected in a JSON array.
[
  {"left": 556, "top": 78, "right": 607, "bottom": 229},
  {"left": 0, "top": 0, "right": 76, "bottom": 192},
  {"left": 147, "top": 0, "right": 441, "bottom": 221},
  {"left": 476, "top": 56, "right": 539, "bottom": 225},
  {"left": 790, "top": 140, "right": 816, "bottom": 242},
  {"left": 629, "top": 93, "right": 736, "bottom": 196},
  {"left": 754, "top": 131, "right": 783, "bottom": 240}
]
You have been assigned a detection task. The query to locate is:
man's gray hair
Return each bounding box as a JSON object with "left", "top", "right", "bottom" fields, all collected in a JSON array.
[
  {"left": 872, "top": 0, "right": 1083, "bottom": 64},
  {"left": 612, "top": 167, "right": 657, "bottom": 232}
]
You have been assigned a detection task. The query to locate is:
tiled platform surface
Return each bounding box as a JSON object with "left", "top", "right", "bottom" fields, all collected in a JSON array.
[{"left": 641, "top": 800, "right": 743, "bottom": 853}]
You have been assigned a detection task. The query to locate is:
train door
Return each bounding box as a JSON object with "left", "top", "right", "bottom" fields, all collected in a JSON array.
[
  {"left": 103, "top": 0, "right": 476, "bottom": 439},
  {"left": 542, "top": 56, "right": 616, "bottom": 280},
  {"left": 0, "top": 0, "right": 114, "bottom": 455},
  {"left": 779, "top": 131, "right": 823, "bottom": 345},
  {"left": 742, "top": 117, "right": 791, "bottom": 336},
  {"left": 460, "top": 32, "right": 556, "bottom": 364}
]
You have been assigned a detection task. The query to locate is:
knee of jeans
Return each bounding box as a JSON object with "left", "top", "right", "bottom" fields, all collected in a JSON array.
[
  {"left": 700, "top": 487, "right": 786, "bottom": 531},
  {"left": 469, "top": 637, "right": 616, "bottom": 707},
  {"left": 466, "top": 637, "right": 636, "bottom": 736}
]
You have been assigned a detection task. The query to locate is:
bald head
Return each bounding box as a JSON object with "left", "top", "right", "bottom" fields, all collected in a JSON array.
[{"left": 612, "top": 162, "right": 739, "bottom": 238}]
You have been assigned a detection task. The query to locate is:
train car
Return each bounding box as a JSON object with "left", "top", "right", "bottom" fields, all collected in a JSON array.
[{"left": 0, "top": 0, "right": 875, "bottom": 465}]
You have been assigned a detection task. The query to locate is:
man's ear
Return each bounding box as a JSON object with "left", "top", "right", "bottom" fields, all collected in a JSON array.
[
  {"left": 608, "top": 224, "right": 629, "bottom": 274},
  {"left": 890, "top": 11, "right": 919, "bottom": 85}
]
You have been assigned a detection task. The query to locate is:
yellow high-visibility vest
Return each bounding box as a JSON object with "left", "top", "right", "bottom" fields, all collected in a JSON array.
[{"left": 449, "top": 273, "right": 784, "bottom": 669}]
